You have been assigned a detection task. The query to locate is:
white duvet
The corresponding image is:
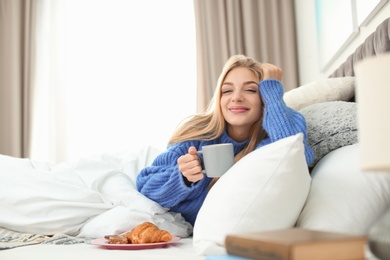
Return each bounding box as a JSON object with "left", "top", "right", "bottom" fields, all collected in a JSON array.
[{"left": 0, "top": 146, "right": 192, "bottom": 239}]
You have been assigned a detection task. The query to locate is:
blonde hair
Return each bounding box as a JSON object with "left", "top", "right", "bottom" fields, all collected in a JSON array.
[{"left": 169, "top": 54, "right": 267, "bottom": 161}]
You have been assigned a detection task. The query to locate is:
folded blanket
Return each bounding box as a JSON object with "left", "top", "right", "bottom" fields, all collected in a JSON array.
[{"left": 0, "top": 227, "right": 86, "bottom": 250}]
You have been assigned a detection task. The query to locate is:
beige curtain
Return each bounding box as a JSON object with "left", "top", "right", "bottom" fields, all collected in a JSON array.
[
  {"left": 193, "top": 0, "right": 298, "bottom": 111},
  {"left": 0, "top": 0, "right": 36, "bottom": 158}
]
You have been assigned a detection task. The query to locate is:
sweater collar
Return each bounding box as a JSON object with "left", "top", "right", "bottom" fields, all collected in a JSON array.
[{"left": 220, "top": 130, "right": 249, "bottom": 155}]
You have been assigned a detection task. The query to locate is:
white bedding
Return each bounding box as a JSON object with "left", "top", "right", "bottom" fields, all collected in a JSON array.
[
  {"left": 0, "top": 145, "right": 382, "bottom": 259},
  {"left": 0, "top": 146, "right": 192, "bottom": 239},
  {"left": 0, "top": 237, "right": 204, "bottom": 260}
]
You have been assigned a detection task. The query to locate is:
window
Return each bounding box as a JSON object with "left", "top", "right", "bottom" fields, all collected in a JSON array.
[
  {"left": 315, "top": 0, "right": 388, "bottom": 70},
  {"left": 31, "top": 0, "right": 197, "bottom": 163}
]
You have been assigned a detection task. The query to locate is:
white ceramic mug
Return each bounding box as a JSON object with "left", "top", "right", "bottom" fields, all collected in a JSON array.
[{"left": 197, "top": 143, "right": 234, "bottom": 177}]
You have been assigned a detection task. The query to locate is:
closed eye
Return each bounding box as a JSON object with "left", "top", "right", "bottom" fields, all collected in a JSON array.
[{"left": 246, "top": 89, "right": 257, "bottom": 93}]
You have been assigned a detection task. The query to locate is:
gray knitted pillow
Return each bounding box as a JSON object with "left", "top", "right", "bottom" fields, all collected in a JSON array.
[{"left": 299, "top": 101, "right": 358, "bottom": 167}]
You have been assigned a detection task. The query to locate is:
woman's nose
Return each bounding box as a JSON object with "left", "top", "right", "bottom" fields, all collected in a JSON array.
[{"left": 232, "top": 91, "right": 243, "bottom": 102}]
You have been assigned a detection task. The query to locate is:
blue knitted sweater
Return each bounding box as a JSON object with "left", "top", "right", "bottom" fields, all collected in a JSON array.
[{"left": 136, "top": 79, "right": 314, "bottom": 226}]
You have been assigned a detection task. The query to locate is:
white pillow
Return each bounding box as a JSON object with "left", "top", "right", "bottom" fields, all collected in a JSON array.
[
  {"left": 284, "top": 77, "right": 355, "bottom": 110},
  {"left": 193, "top": 134, "right": 311, "bottom": 256},
  {"left": 297, "top": 144, "right": 390, "bottom": 235}
]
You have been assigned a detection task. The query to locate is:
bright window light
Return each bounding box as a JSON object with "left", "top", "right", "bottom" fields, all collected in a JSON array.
[{"left": 57, "top": 0, "right": 196, "bottom": 162}]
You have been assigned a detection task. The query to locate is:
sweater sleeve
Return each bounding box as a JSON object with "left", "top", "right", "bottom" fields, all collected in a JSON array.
[
  {"left": 136, "top": 142, "right": 212, "bottom": 225},
  {"left": 258, "top": 79, "right": 314, "bottom": 166}
]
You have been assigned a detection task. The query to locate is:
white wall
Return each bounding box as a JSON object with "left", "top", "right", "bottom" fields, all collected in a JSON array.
[{"left": 295, "top": 1, "right": 390, "bottom": 85}]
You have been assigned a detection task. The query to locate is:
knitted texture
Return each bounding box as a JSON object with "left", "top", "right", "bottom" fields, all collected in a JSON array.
[
  {"left": 0, "top": 227, "right": 86, "bottom": 249},
  {"left": 137, "top": 79, "right": 313, "bottom": 226},
  {"left": 299, "top": 101, "right": 358, "bottom": 167}
]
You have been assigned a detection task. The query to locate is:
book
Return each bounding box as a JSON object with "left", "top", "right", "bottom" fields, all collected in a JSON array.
[{"left": 225, "top": 228, "right": 367, "bottom": 260}]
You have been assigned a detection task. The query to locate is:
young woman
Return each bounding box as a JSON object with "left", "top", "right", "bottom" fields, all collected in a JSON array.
[{"left": 136, "top": 54, "right": 314, "bottom": 226}]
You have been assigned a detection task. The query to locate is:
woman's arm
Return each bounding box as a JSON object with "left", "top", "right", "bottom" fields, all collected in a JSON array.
[
  {"left": 136, "top": 144, "right": 210, "bottom": 207},
  {"left": 136, "top": 143, "right": 212, "bottom": 225},
  {"left": 258, "top": 79, "right": 314, "bottom": 165}
]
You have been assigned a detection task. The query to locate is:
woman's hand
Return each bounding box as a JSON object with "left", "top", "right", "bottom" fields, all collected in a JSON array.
[
  {"left": 177, "top": 146, "right": 204, "bottom": 183},
  {"left": 261, "top": 63, "right": 283, "bottom": 81}
]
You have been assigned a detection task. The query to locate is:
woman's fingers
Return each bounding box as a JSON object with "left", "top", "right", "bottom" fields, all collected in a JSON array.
[
  {"left": 177, "top": 147, "right": 204, "bottom": 182},
  {"left": 261, "top": 63, "right": 283, "bottom": 81}
]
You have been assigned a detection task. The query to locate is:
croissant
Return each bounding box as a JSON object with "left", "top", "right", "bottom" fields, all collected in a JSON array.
[
  {"left": 106, "top": 235, "right": 128, "bottom": 244},
  {"left": 123, "top": 222, "right": 172, "bottom": 244}
]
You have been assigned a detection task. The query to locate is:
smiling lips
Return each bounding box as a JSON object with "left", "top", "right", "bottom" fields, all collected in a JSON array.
[{"left": 229, "top": 106, "right": 249, "bottom": 113}]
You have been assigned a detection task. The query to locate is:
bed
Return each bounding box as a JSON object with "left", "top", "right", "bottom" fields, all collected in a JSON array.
[{"left": 1, "top": 17, "right": 390, "bottom": 260}]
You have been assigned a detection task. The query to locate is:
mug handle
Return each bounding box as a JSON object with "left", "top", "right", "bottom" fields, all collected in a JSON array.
[{"left": 196, "top": 151, "right": 206, "bottom": 174}]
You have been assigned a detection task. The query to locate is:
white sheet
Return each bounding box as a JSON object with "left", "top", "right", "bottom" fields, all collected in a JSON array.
[
  {"left": 0, "top": 237, "right": 205, "bottom": 260},
  {"left": 0, "top": 146, "right": 192, "bottom": 238}
]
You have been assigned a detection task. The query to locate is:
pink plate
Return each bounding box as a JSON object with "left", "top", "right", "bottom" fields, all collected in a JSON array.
[{"left": 91, "top": 236, "right": 181, "bottom": 250}]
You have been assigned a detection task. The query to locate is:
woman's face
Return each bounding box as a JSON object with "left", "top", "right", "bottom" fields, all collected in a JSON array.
[{"left": 220, "top": 67, "right": 262, "bottom": 141}]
